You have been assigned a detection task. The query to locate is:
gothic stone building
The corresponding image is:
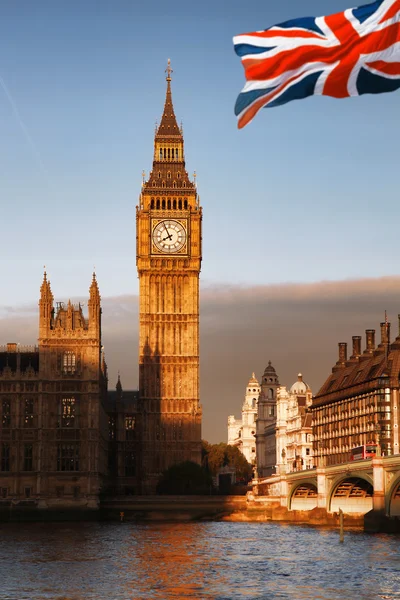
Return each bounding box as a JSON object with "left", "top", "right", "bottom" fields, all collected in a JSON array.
[
  {"left": 135, "top": 62, "right": 202, "bottom": 493},
  {"left": 0, "top": 64, "right": 203, "bottom": 507},
  {"left": 312, "top": 319, "right": 400, "bottom": 466},
  {"left": 0, "top": 273, "right": 109, "bottom": 510}
]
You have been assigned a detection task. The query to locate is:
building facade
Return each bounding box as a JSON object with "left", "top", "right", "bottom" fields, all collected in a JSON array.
[
  {"left": 0, "top": 272, "right": 108, "bottom": 510},
  {"left": 275, "top": 374, "right": 313, "bottom": 474},
  {"left": 228, "top": 373, "right": 260, "bottom": 465},
  {"left": 312, "top": 320, "right": 400, "bottom": 466},
  {"left": 136, "top": 62, "right": 202, "bottom": 492}
]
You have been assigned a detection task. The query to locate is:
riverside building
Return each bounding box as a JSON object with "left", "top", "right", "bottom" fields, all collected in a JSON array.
[{"left": 312, "top": 318, "right": 400, "bottom": 466}]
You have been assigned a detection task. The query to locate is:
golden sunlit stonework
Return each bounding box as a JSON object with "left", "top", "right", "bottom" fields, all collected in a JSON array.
[{"left": 136, "top": 61, "right": 203, "bottom": 492}]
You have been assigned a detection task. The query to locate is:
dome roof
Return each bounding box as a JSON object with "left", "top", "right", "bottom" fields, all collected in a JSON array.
[
  {"left": 290, "top": 373, "right": 310, "bottom": 395},
  {"left": 248, "top": 372, "right": 259, "bottom": 386},
  {"left": 263, "top": 360, "right": 276, "bottom": 376}
]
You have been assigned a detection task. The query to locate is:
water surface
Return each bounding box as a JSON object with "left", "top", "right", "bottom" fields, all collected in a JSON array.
[{"left": 0, "top": 521, "right": 399, "bottom": 599}]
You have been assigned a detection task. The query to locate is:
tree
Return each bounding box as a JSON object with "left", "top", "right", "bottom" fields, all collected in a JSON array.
[{"left": 202, "top": 441, "right": 252, "bottom": 481}]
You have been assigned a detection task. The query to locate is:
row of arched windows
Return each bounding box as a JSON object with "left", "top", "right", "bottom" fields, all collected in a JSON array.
[
  {"left": 159, "top": 148, "right": 180, "bottom": 160},
  {"left": 150, "top": 198, "right": 188, "bottom": 210}
]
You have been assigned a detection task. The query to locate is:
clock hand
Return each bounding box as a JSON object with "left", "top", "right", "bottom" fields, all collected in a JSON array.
[{"left": 162, "top": 222, "right": 173, "bottom": 241}]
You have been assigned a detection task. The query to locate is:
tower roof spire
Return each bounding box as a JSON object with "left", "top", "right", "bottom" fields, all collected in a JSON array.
[{"left": 156, "top": 59, "right": 181, "bottom": 138}]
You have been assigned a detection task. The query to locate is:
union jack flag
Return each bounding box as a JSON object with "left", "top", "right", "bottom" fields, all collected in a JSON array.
[{"left": 234, "top": 0, "right": 400, "bottom": 128}]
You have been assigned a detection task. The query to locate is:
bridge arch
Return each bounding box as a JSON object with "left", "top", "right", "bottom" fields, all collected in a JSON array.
[
  {"left": 329, "top": 475, "right": 373, "bottom": 514},
  {"left": 289, "top": 480, "right": 318, "bottom": 511},
  {"left": 387, "top": 476, "right": 400, "bottom": 516}
]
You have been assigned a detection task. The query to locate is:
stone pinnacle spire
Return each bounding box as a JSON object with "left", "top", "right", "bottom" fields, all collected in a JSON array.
[{"left": 156, "top": 59, "right": 181, "bottom": 138}]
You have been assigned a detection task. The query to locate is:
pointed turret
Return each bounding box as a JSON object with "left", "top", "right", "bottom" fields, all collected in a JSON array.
[
  {"left": 156, "top": 59, "right": 181, "bottom": 138},
  {"left": 141, "top": 60, "right": 196, "bottom": 204},
  {"left": 116, "top": 372, "right": 123, "bottom": 400},
  {"left": 39, "top": 268, "right": 54, "bottom": 338},
  {"left": 88, "top": 271, "right": 101, "bottom": 336}
]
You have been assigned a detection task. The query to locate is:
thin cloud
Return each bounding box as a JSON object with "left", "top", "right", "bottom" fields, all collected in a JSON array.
[{"left": 1, "top": 276, "right": 399, "bottom": 442}]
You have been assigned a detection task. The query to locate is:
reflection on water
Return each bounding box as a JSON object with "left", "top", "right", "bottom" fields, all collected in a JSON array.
[{"left": 0, "top": 521, "right": 399, "bottom": 599}]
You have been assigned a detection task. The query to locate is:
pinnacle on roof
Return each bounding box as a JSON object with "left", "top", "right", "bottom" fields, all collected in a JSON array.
[
  {"left": 40, "top": 267, "right": 53, "bottom": 299},
  {"left": 89, "top": 270, "right": 100, "bottom": 299},
  {"left": 156, "top": 59, "right": 181, "bottom": 138},
  {"left": 248, "top": 372, "right": 259, "bottom": 386}
]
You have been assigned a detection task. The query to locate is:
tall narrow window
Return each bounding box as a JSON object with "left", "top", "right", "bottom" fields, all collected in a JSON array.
[
  {"left": 57, "top": 444, "right": 80, "bottom": 471},
  {"left": 1, "top": 443, "right": 10, "bottom": 471},
  {"left": 63, "top": 352, "right": 76, "bottom": 374},
  {"left": 24, "top": 399, "right": 34, "bottom": 427},
  {"left": 125, "top": 452, "right": 136, "bottom": 476},
  {"left": 2, "top": 400, "right": 10, "bottom": 427},
  {"left": 61, "top": 398, "right": 76, "bottom": 428},
  {"left": 125, "top": 416, "right": 135, "bottom": 440},
  {"left": 24, "top": 444, "right": 33, "bottom": 471}
]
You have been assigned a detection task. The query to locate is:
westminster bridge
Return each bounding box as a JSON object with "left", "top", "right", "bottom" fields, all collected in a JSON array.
[{"left": 253, "top": 455, "right": 400, "bottom": 518}]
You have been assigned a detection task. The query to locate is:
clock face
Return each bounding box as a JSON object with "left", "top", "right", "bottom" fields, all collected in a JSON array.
[{"left": 152, "top": 220, "right": 187, "bottom": 253}]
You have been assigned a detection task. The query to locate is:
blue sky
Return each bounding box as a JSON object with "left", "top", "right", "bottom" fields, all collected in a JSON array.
[{"left": 1, "top": 0, "right": 399, "bottom": 306}]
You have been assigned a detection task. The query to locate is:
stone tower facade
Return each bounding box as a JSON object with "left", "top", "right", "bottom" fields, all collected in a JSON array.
[
  {"left": 256, "top": 361, "right": 280, "bottom": 477},
  {"left": 228, "top": 373, "right": 260, "bottom": 466},
  {"left": 136, "top": 62, "right": 202, "bottom": 492}
]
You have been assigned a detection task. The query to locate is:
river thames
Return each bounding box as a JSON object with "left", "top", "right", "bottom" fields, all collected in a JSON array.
[{"left": 0, "top": 521, "right": 399, "bottom": 599}]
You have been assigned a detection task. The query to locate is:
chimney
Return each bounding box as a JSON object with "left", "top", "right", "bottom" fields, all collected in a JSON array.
[
  {"left": 338, "top": 342, "right": 347, "bottom": 365},
  {"left": 366, "top": 329, "right": 375, "bottom": 352},
  {"left": 380, "top": 322, "right": 391, "bottom": 346},
  {"left": 351, "top": 336, "right": 362, "bottom": 358}
]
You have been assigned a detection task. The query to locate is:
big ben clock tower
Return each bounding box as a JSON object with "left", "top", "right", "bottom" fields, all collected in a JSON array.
[{"left": 136, "top": 61, "right": 202, "bottom": 492}]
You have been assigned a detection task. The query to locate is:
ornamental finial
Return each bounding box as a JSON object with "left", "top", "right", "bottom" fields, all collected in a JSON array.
[{"left": 166, "top": 58, "right": 173, "bottom": 81}]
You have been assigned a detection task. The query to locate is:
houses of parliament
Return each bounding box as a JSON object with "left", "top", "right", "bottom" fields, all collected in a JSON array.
[{"left": 0, "top": 63, "right": 202, "bottom": 509}]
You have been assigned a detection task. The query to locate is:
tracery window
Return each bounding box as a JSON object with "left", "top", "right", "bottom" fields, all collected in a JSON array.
[
  {"left": 24, "top": 444, "right": 33, "bottom": 471},
  {"left": 57, "top": 444, "right": 79, "bottom": 471},
  {"left": 2, "top": 400, "right": 10, "bottom": 427},
  {"left": 24, "top": 399, "right": 34, "bottom": 427},
  {"left": 63, "top": 352, "right": 76, "bottom": 374},
  {"left": 61, "top": 398, "right": 76, "bottom": 428},
  {"left": 125, "top": 452, "right": 136, "bottom": 476},
  {"left": 125, "top": 415, "right": 135, "bottom": 440},
  {"left": 0, "top": 443, "right": 10, "bottom": 471}
]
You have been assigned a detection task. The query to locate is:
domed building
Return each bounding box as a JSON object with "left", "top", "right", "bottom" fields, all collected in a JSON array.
[{"left": 275, "top": 374, "right": 314, "bottom": 475}]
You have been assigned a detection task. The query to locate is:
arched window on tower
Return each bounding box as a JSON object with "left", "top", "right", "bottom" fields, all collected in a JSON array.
[
  {"left": 173, "top": 199, "right": 177, "bottom": 209},
  {"left": 162, "top": 199, "right": 166, "bottom": 209},
  {"left": 156, "top": 199, "right": 160, "bottom": 209},
  {"left": 184, "top": 199, "right": 188, "bottom": 209},
  {"left": 63, "top": 352, "right": 76, "bottom": 374},
  {"left": 150, "top": 198, "right": 155, "bottom": 209},
  {"left": 268, "top": 388, "right": 274, "bottom": 399},
  {"left": 175, "top": 148, "right": 179, "bottom": 159},
  {"left": 178, "top": 199, "right": 182, "bottom": 210},
  {"left": 167, "top": 199, "right": 171, "bottom": 209},
  {"left": 159, "top": 149, "right": 163, "bottom": 160},
  {"left": 167, "top": 171, "right": 171, "bottom": 179},
  {"left": 173, "top": 182, "right": 176, "bottom": 188},
  {"left": 168, "top": 148, "right": 171, "bottom": 160}
]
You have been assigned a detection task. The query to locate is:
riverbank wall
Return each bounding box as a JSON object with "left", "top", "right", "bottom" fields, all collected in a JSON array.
[{"left": 1, "top": 495, "right": 399, "bottom": 532}]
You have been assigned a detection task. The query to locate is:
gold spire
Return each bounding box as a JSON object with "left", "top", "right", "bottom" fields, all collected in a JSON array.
[
  {"left": 156, "top": 59, "right": 181, "bottom": 138},
  {"left": 165, "top": 58, "right": 173, "bottom": 81}
]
